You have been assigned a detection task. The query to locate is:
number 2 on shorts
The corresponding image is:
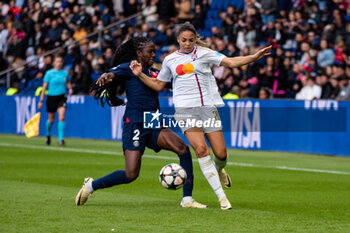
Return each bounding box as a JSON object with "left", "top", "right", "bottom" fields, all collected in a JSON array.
[{"left": 133, "top": 129, "right": 140, "bottom": 140}]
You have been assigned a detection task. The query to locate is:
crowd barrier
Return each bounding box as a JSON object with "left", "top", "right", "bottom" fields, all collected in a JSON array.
[{"left": 0, "top": 95, "right": 348, "bottom": 156}]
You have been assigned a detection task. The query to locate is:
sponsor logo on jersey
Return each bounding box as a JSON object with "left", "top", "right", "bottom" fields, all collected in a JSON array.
[{"left": 175, "top": 63, "right": 194, "bottom": 75}]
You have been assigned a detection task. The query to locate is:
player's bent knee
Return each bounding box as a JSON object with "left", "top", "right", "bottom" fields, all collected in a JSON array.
[
  {"left": 215, "top": 149, "right": 227, "bottom": 160},
  {"left": 194, "top": 145, "right": 209, "bottom": 157},
  {"left": 125, "top": 171, "right": 139, "bottom": 182},
  {"left": 176, "top": 144, "right": 189, "bottom": 155}
]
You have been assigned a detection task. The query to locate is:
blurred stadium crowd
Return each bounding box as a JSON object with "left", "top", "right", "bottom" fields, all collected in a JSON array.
[{"left": 0, "top": 0, "right": 350, "bottom": 100}]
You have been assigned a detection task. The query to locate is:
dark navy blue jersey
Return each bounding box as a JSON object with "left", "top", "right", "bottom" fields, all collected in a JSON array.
[{"left": 109, "top": 62, "right": 160, "bottom": 122}]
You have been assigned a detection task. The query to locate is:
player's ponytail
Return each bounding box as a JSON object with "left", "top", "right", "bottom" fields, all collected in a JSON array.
[
  {"left": 90, "top": 80, "right": 125, "bottom": 107},
  {"left": 195, "top": 38, "right": 208, "bottom": 48},
  {"left": 178, "top": 22, "right": 208, "bottom": 48},
  {"left": 112, "top": 39, "right": 135, "bottom": 67}
]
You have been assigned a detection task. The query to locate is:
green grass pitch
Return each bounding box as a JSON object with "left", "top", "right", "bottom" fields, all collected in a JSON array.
[{"left": 0, "top": 134, "right": 349, "bottom": 232}]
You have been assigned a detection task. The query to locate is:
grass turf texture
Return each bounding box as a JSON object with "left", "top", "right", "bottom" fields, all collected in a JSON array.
[{"left": 0, "top": 134, "right": 349, "bottom": 232}]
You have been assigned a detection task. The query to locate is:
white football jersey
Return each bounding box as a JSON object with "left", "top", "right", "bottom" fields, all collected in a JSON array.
[{"left": 157, "top": 46, "right": 226, "bottom": 108}]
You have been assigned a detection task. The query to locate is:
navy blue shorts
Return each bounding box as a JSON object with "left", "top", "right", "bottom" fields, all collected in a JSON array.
[{"left": 122, "top": 122, "right": 161, "bottom": 153}]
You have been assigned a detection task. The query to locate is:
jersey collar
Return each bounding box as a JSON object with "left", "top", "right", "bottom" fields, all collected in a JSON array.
[{"left": 176, "top": 46, "right": 197, "bottom": 56}]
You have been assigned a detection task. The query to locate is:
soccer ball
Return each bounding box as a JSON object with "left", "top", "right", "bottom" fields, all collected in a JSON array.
[{"left": 159, "top": 163, "right": 187, "bottom": 190}]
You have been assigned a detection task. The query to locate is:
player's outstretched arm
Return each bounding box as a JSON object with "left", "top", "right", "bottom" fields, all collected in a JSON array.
[
  {"left": 130, "top": 60, "right": 167, "bottom": 92},
  {"left": 96, "top": 72, "right": 115, "bottom": 86},
  {"left": 220, "top": 45, "right": 272, "bottom": 68}
]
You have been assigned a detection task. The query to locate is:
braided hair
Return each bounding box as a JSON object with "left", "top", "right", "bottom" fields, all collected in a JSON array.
[
  {"left": 112, "top": 37, "right": 152, "bottom": 67},
  {"left": 90, "top": 37, "right": 153, "bottom": 107}
]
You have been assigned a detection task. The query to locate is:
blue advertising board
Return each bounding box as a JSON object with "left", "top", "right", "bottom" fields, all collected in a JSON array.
[{"left": 0, "top": 95, "right": 348, "bottom": 156}]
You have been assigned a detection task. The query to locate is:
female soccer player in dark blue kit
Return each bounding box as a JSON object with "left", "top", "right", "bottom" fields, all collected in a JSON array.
[{"left": 75, "top": 37, "right": 207, "bottom": 208}]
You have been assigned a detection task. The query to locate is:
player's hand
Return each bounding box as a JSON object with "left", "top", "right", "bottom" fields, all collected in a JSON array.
[
  {"left": 130, "top": 60, "right": 142, "bottom": 76},
  {"left": 96, "top": 73, "right": 114, "bottom": 86},
  {"left": 38, "top": 101, "right": 43, "bottom": 111},
  {"left": 68, "top": 88, "right": 73, "bottom": 96},
  {"left": 254, "top": 45, "right": 272, "bottom": 61}
]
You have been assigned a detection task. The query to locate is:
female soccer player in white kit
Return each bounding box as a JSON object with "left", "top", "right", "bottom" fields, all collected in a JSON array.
[{"left": 130, "top": 23, "right": 271, "bottom": 210}]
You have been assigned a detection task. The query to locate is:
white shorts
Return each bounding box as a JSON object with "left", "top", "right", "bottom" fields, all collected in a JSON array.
[{"left": 174, "top": 106, "right": 223, "bottom": 133}]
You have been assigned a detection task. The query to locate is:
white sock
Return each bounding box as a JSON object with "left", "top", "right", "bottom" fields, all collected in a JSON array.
[
  {"left": 87, "top": 181, "right": 94, "bottom": 193},
  {"left": 213, "top": 155, "right": 227, "bottom": 172},
  {"left": 198, "top": 155, "right": 226, "bottom": 201},
  {"left": 182, "top": 196, "right": 192, "bottom": 204}
]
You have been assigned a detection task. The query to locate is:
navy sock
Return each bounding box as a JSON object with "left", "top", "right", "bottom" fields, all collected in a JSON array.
[
  {"left": 178, "top": 152, "right": 193, "bottom": 197},
  {"left": 92, "top": 170, "right": 130, "bottom": 191}
]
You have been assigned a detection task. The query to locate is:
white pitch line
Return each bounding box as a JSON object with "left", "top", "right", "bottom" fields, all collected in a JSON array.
[{"left": 0, "top": 142, "right": 349, "bottom": 175}]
